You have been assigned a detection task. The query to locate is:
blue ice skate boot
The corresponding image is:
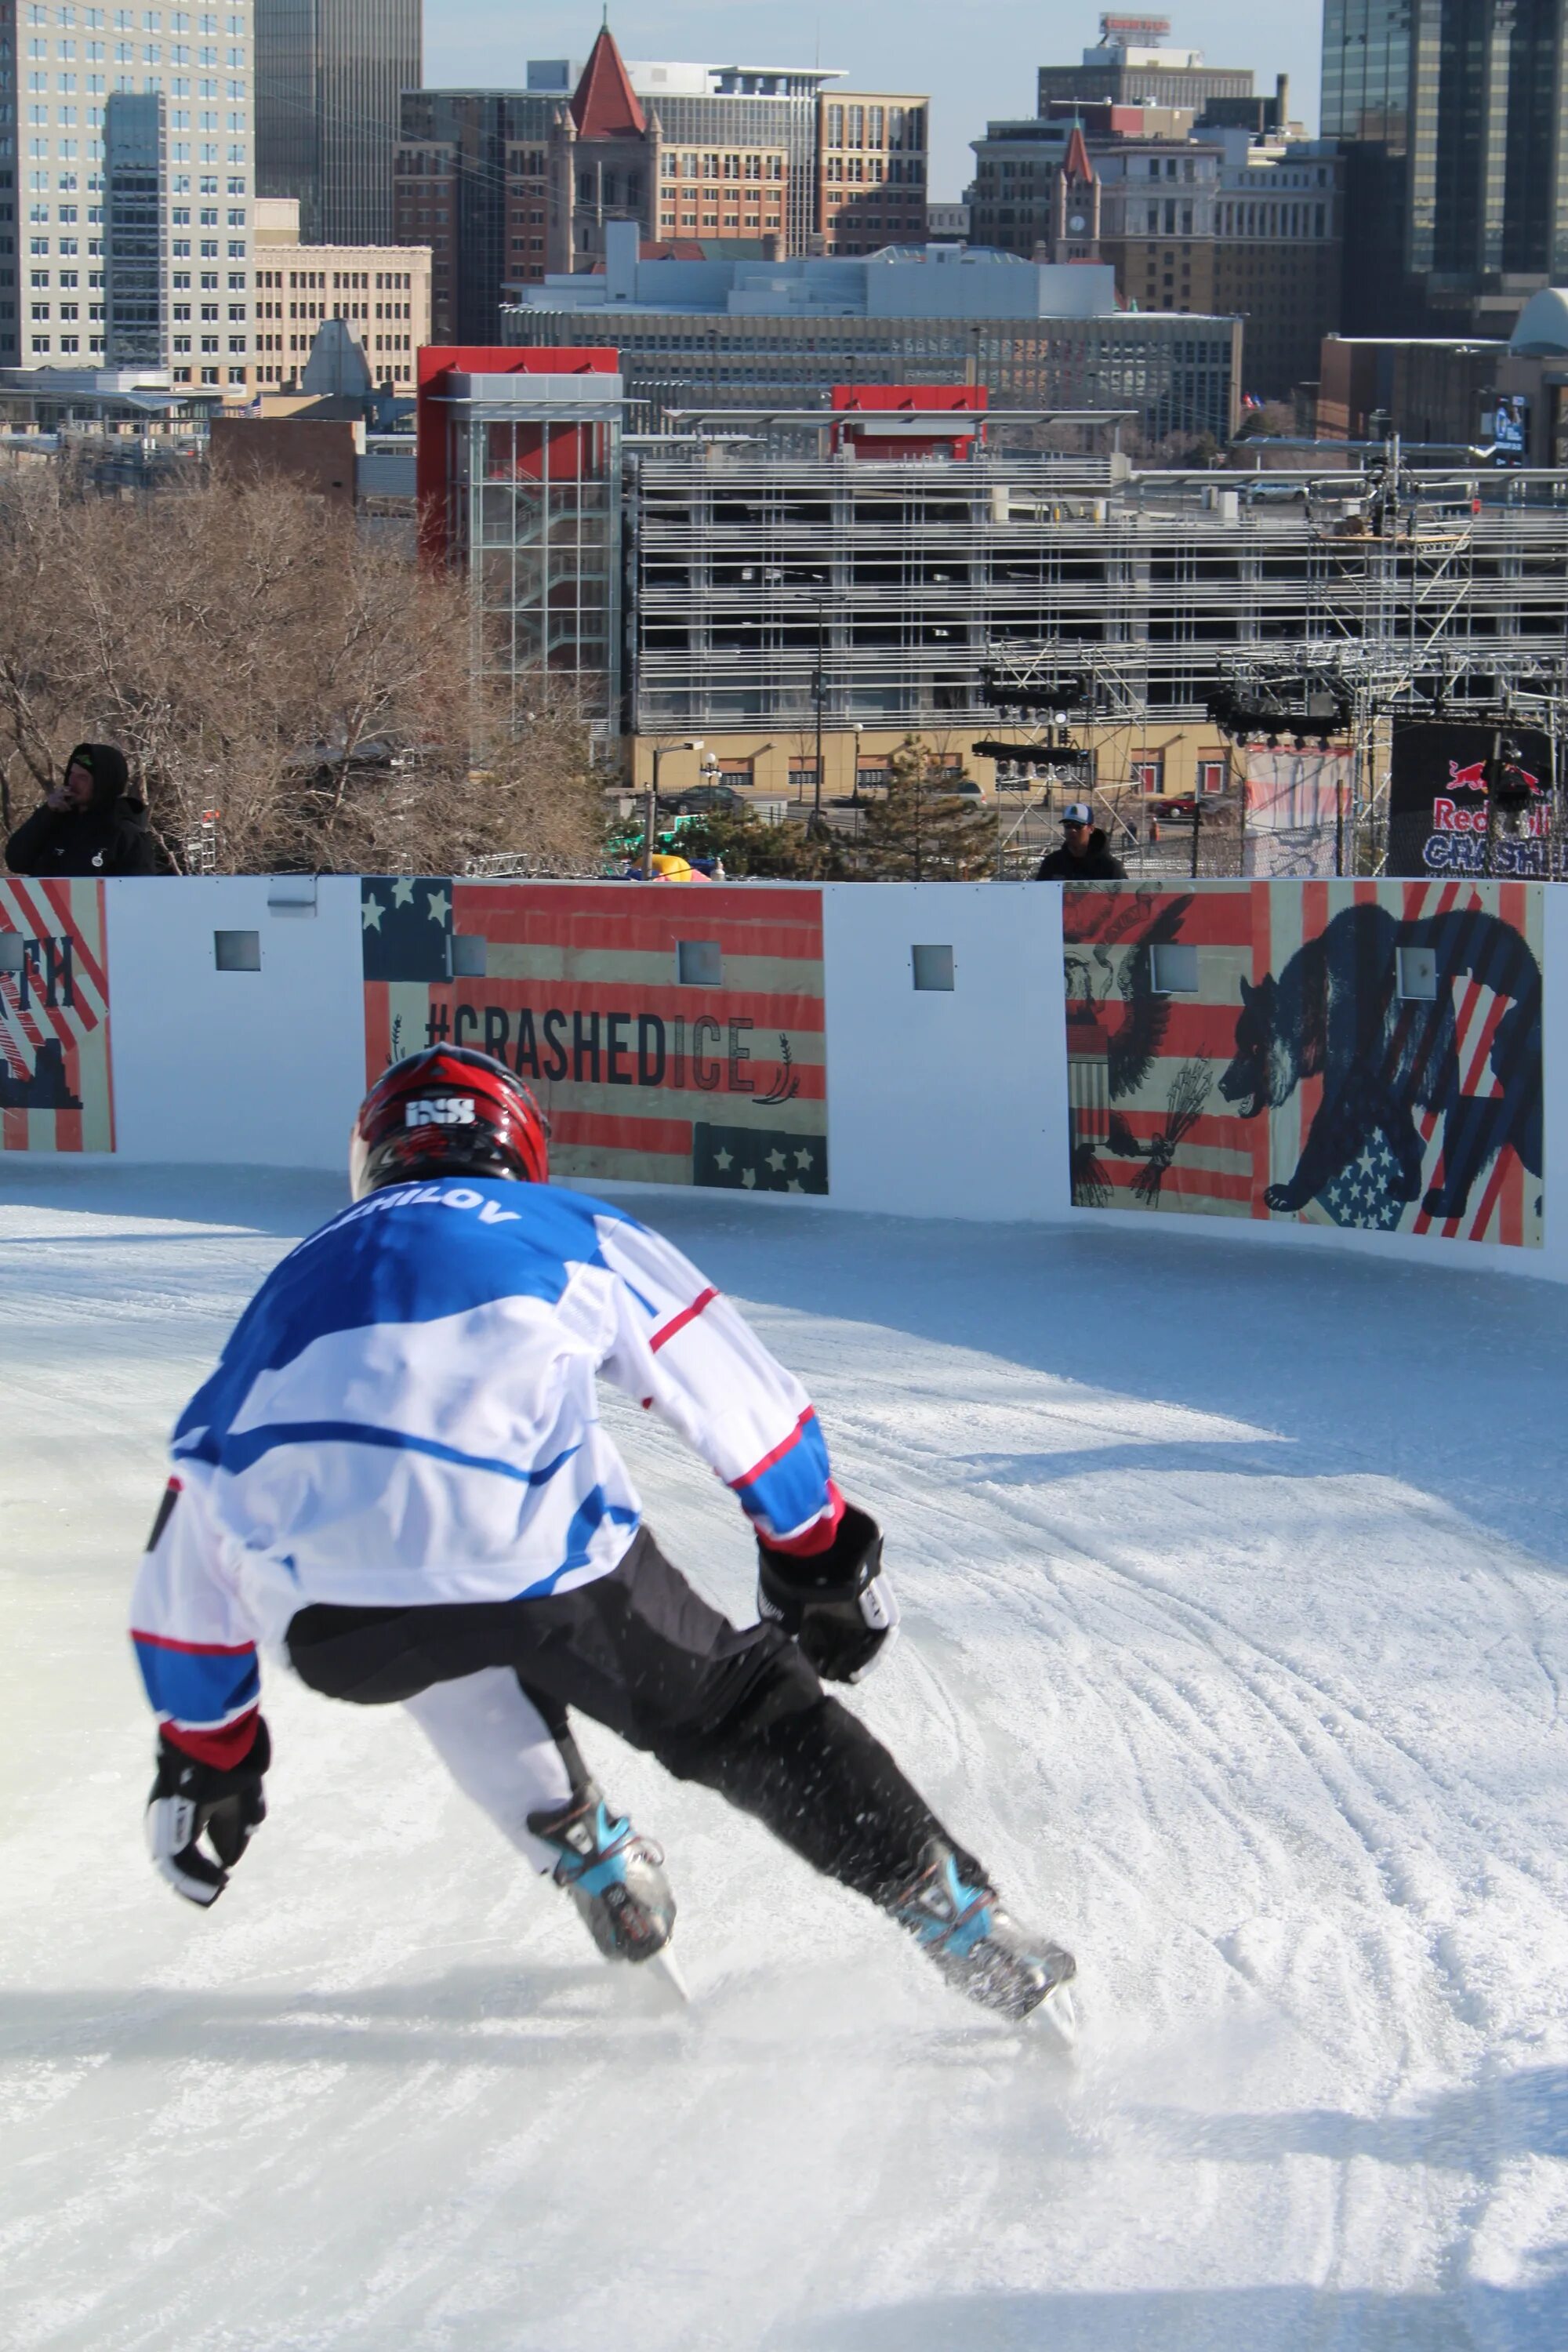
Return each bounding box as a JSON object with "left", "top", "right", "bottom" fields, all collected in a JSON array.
[
  {"left": 527, "top": 1784, "right": 676, "bottom": 1965},
  {"left": 889, "top": 1840, "right": 1076, "bottom": 2030}
]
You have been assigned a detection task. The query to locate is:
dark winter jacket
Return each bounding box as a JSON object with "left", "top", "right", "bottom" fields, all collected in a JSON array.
[
  {"left": 5, "top": 743, "right": 157, "bottom": 878},
  {"left": 1035, "top": 827, "right": 1127, "bottom": 882}
]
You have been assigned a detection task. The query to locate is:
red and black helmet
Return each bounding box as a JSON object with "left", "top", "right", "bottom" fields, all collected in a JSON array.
[{"left": 350, "top": 1047, "right": 549, "bottom": 1200}]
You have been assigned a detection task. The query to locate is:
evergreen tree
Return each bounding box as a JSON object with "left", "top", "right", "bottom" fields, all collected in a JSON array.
[
  {"left": 672, "top": 804, "right": 848, "bottom": 880},
  {"left": 851, "top": 739, "right": 997, "bottom": 880}
]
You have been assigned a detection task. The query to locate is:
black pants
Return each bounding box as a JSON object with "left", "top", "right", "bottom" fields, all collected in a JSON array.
[{"left": 287, "top": 1526, "right": 958, "bottom": 1906}]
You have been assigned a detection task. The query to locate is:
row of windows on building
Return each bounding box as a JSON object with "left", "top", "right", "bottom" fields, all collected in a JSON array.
[
  {"left": 822, "top": 104, "right": 924, "bottom": 151},
  {"left": 28, "top": 269, "right": 242, "bottom": 294},
  {"left": 21, "top": 134, "right": 247, "bottom": 165},
  {"left": 13, "top": 183, "right": 240, "bottom": 230},
  {"left": 253, "top": 268, "right": 416, "bottom": 292},
  {"left": 252, "top": 330, "right": 412, "bottom": 354},
  {"left": 255, "top": 297, "right": 413, "bottom": 321},
  {"left": 822, "top": 157, "right": 924, "bottom": 184},
  {"left": 22, "top": 75, "right": 244, "bottom": 100},
  {"left": 252, "top": 362, "right": 414, "bottom": 386},
  {"left": 17, "top": 7, "right": 245, "bottom": 42},
  {"left": 660, "top": 154, "right": 786, "bottom": 185},
  {"left": 659, "top": 213, "right": 781, "bottom": 233},
  {"left": 1216, "top": 200, "right": 1332, "bottom": 238}
]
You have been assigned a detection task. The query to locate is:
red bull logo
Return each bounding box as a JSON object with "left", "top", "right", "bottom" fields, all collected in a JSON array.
[
  {"left": 1446, "top": 758, "right": 1489, "bottom": 791},
  {"left": 1446, "top": 757, "right": 1543, "bottom": 795},
  {"left": 1433, "top": 796, "right": 1549, "bottom": 837}
]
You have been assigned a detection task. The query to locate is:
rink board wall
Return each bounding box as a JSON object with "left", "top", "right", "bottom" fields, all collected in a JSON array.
[
  {"left": 3, "top": 873, "right": 1566, "bottom": 1284},
  {"left": 1062, "top": 880, "right": 1544, "bottom": 1249}
]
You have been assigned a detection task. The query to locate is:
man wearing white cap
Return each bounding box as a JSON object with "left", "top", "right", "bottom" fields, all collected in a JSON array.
[{"left": 1034, "top": 801, "right": 1127, "bottom": 880}]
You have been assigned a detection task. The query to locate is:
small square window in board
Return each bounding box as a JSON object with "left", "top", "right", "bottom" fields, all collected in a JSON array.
[
  {"left": 1149, "top": 942, "right": 1197, "bottom": 994},
  {"left": 677, "top": 940, "right": 723, "bottom": 986},
  {"left": 1396, "top": 946, "right": 1438, "bottom": 1001},
  {"left": 214, "top": 929, "right": 260, "bottom": 971},
  {"left": 912, "top": 944, "right": 954, "bottom": 991}
]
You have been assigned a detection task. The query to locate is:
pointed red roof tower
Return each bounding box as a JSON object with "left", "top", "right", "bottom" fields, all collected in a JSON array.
[
  {"left": 1054, "top": 124, "right": 1101, "bottom": 263},
  {"left": 571, "top": 24, "right": 646, "bottom": 140}
]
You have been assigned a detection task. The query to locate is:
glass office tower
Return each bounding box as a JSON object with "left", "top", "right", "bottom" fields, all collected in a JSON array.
[
  {"left": 256, "top": 0, "right": 419, "bottom": 245},
  {"left": 0, "top": 0, "right": 256, "bottom": 390},
  {"left": 104, "top": 93, "right": 167, "bottom": 369},
  {"left": 1323, "top": 0, "right": 1568, "bottom": 319}
]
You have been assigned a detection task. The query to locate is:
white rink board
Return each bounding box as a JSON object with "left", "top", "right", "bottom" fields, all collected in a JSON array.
[{"left": 4, "top": 873, "right": 1564, "bottom": 1282}]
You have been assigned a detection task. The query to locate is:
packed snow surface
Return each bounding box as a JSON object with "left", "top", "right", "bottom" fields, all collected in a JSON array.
[{"left": 5, "top": 1166, "right": 1568, "bottom": 2350}]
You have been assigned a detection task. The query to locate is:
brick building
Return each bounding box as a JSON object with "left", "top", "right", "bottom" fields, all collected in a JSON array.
[
  {"left": 396, "top": 33, "right": 926, "bottom": 342},
  {"left": 815, "top": 93, "right": 929, "bottom": 254},
  {"left": 252, "top": 198, "right": 429, "bottom": 390}
]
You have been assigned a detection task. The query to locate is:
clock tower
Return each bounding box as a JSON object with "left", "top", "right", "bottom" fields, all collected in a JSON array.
[{"left": 1053, "top": 125, "right": 1102, "bottom": 264}]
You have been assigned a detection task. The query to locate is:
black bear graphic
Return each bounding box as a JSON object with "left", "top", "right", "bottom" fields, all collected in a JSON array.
[{"left": 1218, "top": 903, "right": 1541, "bottom": 1221}]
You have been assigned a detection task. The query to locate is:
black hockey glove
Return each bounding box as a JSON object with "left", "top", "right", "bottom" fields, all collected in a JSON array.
[
  {"left": 145, "top": 1718, "right": 270, "bottom": 1907},
  {"left": 757, "top": 1503, "right": 899, "bottom": 1684}
]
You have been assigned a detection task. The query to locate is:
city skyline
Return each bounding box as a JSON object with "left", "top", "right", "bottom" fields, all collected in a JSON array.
[{"left": 421, "top": 0, "right": 1324, "bottom": 203}]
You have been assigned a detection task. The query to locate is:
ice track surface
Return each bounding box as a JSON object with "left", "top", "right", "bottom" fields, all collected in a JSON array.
[{"left": 5, "top": 1168, "right": 1568, "bottom": 2351}]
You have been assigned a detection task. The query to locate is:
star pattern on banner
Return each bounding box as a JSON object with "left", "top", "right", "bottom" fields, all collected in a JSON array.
[
  {"left": 360, "top": 877, "right": 454, "bottom": 982},
  {"left": 1320, "top": 1133, "right": 1406, "bottom": 1231},
  {"left": 693, "top": 1123, "right": 828, "bottom": 1196}
]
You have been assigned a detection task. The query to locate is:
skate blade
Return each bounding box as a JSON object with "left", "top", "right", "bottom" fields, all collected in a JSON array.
[
  {"left": 1033, "top": 1980, "right": 1077, "bottom": 2050},
  {"left": 647, "top": 1944, "right": 691, "bottom": 2005}
]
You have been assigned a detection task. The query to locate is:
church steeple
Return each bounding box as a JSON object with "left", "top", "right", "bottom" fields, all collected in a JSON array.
[
  {"left": 1054, "top": 125, "right": 1101, "bottom": 263},
  {"left": 571, "top": 23, "right": 646, "bottom": 140}
]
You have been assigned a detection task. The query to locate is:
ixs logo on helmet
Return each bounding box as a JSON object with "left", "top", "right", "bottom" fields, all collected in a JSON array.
[{"left": 405, "top": 1096, "right": 477, "bottom": 1129}]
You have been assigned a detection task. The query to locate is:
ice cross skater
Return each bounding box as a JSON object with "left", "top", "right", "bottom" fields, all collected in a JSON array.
[{"left": 130, "top": 1047, "right": 1076, "bottom": 2026}]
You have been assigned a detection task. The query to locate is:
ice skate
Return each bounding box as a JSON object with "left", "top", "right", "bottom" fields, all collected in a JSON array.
[
  {"left": 528, "top": 1785, "right": 677, "bottom": 1968},
  {"left": 889, "top": 1840, "right": 1076, "bottom": 2032}
]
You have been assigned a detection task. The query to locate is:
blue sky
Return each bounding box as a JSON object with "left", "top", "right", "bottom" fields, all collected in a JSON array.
[{"left": 422, "top": 2, "right": 1323, "bottom": 201}]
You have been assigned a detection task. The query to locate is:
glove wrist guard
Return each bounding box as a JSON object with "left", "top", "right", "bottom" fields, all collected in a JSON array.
[
  {"left": 758, "top": 1505, "right": 898, "bottom": 1683},
  {"left": 146, "top": 1716, "right": 270, "bottom": 1907}
]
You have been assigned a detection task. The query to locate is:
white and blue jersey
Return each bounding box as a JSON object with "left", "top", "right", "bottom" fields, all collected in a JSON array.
[{"left": 130, "top": 1180, "right": 842, "bottom": 1765}]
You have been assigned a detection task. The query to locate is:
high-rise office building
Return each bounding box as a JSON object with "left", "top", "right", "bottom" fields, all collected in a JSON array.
[
  {"left": 251, "top": 194, "right": 427, "bottom": 387},
  {"left": 1037, "top": 16, "right": 1262, "bottom": 118},
  {"left": 255, "top": 0, "right": 418, "bottom": 245},
  {"left": 394, "top": 90, "right": 560, "bottom": 343},
  {"left": 967, "top": 108, "right": 1341, "bottom": 397},
  {"left": 0, "top": 0, "right": 256, "bottom": 393},
  {"left": 1323, "top": 0, "right": 1568, "bottom": 331},
  {"left": 103, "top": 92, "right": 168, "bottom": 368},
  {"left": 623, "top": 58, "right": 839, "bottom": 259},
  {"left": 396, "top": 34, "right": 913, "bottom": 343},
  {"left": 815, "top": 92, "right": 927, "bottom": 253}
]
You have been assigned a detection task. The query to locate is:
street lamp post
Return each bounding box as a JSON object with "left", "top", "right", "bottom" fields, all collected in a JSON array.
[{"left": 644, "top": 739, "right": 702, "bottom": 878}]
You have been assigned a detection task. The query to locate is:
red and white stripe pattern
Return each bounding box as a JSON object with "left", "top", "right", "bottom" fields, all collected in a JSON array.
[
  {"left": 364, "top": 881, "right": 827, "bottom": 1189},
  {"left": 0, "top": 877, "right": 114, "bottom": 1154},
  {"left": 1063, "top": 878, "right": 1542, "bottom": 1248}
]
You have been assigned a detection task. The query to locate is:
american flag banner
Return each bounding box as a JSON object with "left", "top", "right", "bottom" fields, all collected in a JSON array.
[
  {"left": 361, "top": 878, "right": 828, "bottom": 1193},
  {"left": 1063, "top": 878, "right": 1543, "bottom": 1247},
  {"left": 0, "top": 878, "right": 114, "bottom": 1154}
]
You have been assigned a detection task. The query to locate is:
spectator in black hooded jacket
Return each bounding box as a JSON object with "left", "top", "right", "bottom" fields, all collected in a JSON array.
[
  {"left": 5, "top": 743, "right": 157, "bottom": 878},
  {"left": 1034, "top": 801, "right": 1127, "bottom": 881}
]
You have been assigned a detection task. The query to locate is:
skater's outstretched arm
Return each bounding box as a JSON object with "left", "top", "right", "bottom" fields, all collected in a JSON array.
[
  {"left": 595, "top": 1216, "right": 842, "bottom": 1556},
  {"left": 596, "top": 1217, "right": 898, "bottom": 1682},
  {"left": 129, "top": 1476, "right": 269, "bottom": 1904}
]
